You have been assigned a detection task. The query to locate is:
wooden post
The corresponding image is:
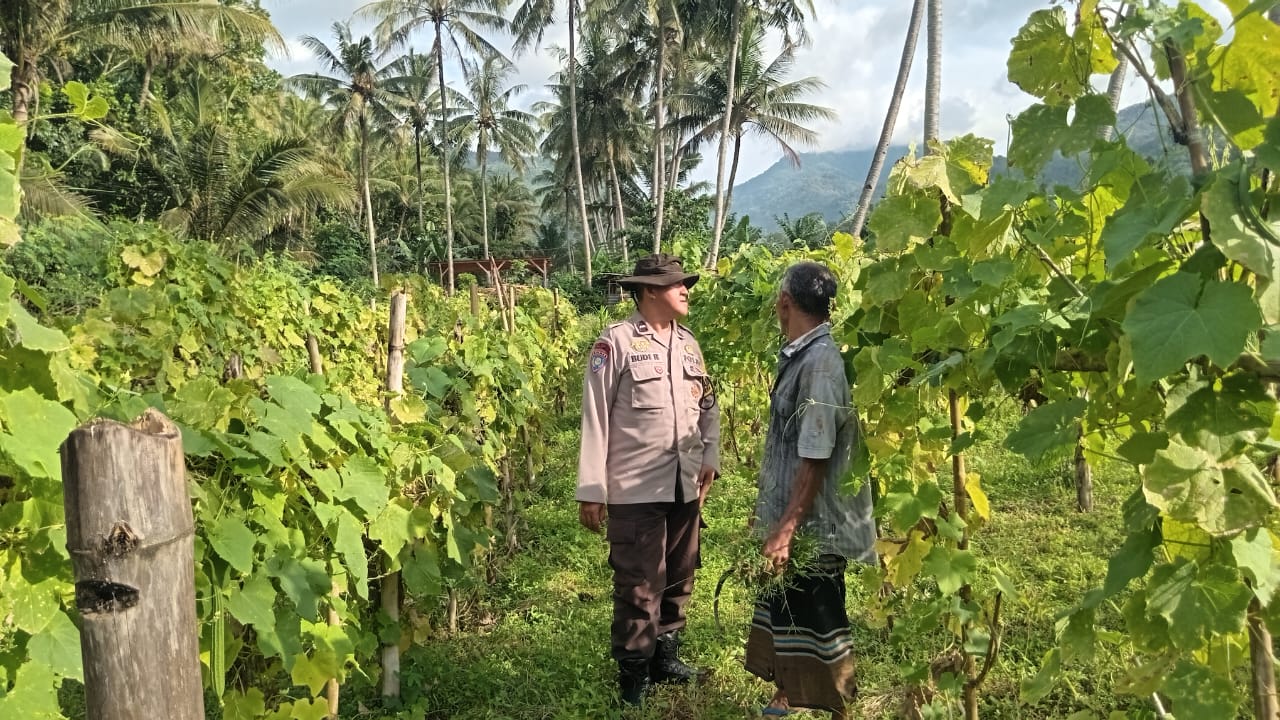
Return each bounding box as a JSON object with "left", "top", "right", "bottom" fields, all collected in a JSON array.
[
  {"left": 60, "top": 409, "right": 204, "bottom": 720},
  {"left": 381, "top": 291, "right": 407, "bottom": 698},
  {"left": 1074, "top": 425, "right": 1093, "bottom": 513},
  {"left": 1249, "top": 593, "right": 1280, "bottom": 720},
  {"left": 306, "top": 334, "right": 341, "bottom": 718},
  {"left": 470, "top": 283, "right": 480, "bottom": 318}
]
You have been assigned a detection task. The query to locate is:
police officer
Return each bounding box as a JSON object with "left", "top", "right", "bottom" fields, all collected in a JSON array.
[{"left": 577, "top": 253, "right": 721, "bottom": 706}]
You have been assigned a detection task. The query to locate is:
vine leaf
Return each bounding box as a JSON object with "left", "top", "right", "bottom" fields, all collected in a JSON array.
[
  {"left": 1008, "top": 7, "right": 1110, "bottom": 106},
  {"left": 0, "top": 659, "right": 61, "bottom": 718},
  {"left": 1146, "top": 560, "right": 1251, "bottom": 650},
  {"left": 1003, "top": 398, "right": 1086, "bottom": 462},
  {"left": 208, "top": 515, "right": 258, "bottom": 574},
  {"left": 226, "top": 572, "right": 276, "bottom": 630},
  {"left": 921, "top": 544, "right": 976, "bottom": 596},
  {"left": 1141, "top": 441, "right": 1278, "bottom": 535},
  {"left": 26, "top": 608, "right": 82, "bottom": 682},
  {"left": 1122, "top": 272, "right": 1261, "bottom": 384},
  {"left": 1162, "top": 660, "right": 1239, "bottom": 719},
  {"left": 1230, "top": 527, "right": 1279, "bottom": 605}
]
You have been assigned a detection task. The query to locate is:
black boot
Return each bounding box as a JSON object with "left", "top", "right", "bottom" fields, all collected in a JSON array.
[
  {"left": 650, "top": 632, "right": 697, "bottom": 685},
  {"left": 617, "top": 658, "right": 651, "bottom": 706}
]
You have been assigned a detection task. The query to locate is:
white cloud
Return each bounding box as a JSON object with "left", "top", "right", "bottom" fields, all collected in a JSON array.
[{"left": 259, "top": 0, "right": 1232, "bottom": 187}]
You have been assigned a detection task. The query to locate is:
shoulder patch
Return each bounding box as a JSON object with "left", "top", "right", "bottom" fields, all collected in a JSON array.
[{"left": 589, "top": 340, "right": 611, "bottom": 373}]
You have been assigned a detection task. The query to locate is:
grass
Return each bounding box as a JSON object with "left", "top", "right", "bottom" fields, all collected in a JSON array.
[{"left": 343, "top": 409, "right": 1165, "bottom": 720}]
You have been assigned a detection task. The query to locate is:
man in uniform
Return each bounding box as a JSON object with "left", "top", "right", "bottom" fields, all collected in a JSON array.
[{"left": 577, "top": 253, "right": 721, "bottom": 706}]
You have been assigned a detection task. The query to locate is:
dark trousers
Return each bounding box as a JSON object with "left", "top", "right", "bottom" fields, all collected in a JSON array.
[{"left": 606, "top": 494, "right": 701, "bottom": 663}]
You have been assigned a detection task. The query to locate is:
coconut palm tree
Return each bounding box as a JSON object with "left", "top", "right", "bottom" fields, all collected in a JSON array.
[
  {"left": 384, "top": 48, "right": 440, "bottom": 248},
  {"left": 699, "top": 0, "right": 813, "bottom": 267},
  {"left": 509, "top": 0, "right": 597, "bottom": 282},
  {"left": 848, "top": 0, "right": 925, "bottom": 239},
  {"left": 673, "top": 15, "right": 833, "bottom": 260},
  {"left": 290, "top": 22, "right": 404, "bottom": 287},
  {"left": 358, "top": 0, "right": 511, "bottom": 294},
  {"left": 451, "top": 55, "right": 537, "bottom": 258},
  {"left": 1, "top": 0, "right": 281, "bottom": 126},
  {"left": 150, "top": 72, "right": 355, "bottom": 247}
]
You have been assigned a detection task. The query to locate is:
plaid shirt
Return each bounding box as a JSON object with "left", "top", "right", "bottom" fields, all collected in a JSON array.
[{"left": 754, "top": 323, "right": 877, "bottom": 563}]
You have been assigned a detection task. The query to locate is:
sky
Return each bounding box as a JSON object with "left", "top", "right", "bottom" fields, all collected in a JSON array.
[{"left": 257, "top": 0, "right": 1216, "bottom": 186}]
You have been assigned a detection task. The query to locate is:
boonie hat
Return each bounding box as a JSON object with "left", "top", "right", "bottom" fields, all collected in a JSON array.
[{"left": 618, "top": 253, "right": 699, "bottom": 289}]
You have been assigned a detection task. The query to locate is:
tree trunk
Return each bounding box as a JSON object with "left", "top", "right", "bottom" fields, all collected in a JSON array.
[
  {"left": 380, "top": 292, "right": 407, "bottom": 698},
  {"left": 1164, "top": 39, "right": 1211, "bottom": 244},
  {"left": 360, "top": 119, "right": 380, "bottom": 288},
  {"left": 61, "top": 410, "right": 204, "bottom": 720},
  {"left": 436, "top": 23, "right": 458, "bottom": 294},
  {"left": 140, "top": 51, "right": 157, "bottom": 105},
  {"left": 415, "top": 126, "right": 426, "bottom": 250},
  {"left": 923, "top": 0, "right": 943, "bottom": 148},
  {"left": 481, "top": 144, "right": 491, "bottom": 259},
  {"left": 10, "top": 51, "right": 38, "bottom": 126},
  {"left": 651, "top": 31, "right": 668, "bottom": 254},
  {"left": 708, "top": 6, "right": 742, "bottom": 268},
  {"left": 608, "top": 143, "right": 628, "bottom": 262},
  {"left": 849, "top": 0, "right": 925, "bottom": 238},
  {"left": 723, "top": 134, "right": 743, "bottom": 228},
  {"left": 568, "top": 0, "right": 594, "bottom": 285}
]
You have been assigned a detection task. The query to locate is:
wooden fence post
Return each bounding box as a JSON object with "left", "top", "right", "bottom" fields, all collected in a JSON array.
[
  {"left": 380, "top": 291, "right": 407, "bottom": 699},
  {"left": 306, "top": 331, "right": 344, "bottom": 719},
  {"left": 60, "top": 409, "right": 204, "bottom": 720}
]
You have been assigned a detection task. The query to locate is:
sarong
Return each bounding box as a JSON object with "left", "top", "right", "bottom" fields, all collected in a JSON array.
[{"left": 744, "top": 555, "right": 856, "bottom": 712}]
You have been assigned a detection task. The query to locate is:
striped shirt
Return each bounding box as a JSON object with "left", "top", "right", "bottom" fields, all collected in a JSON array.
[{"left": 754, "top": 323, "right": 876, "bottom": 563}]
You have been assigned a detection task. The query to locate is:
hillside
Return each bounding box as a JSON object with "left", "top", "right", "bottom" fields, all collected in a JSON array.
[
  {"left": 729, "top": 146, "right": 910, "bottom": 229},
  {"left": 730, "top": 100, "right": 1190, "bottom": 230}
]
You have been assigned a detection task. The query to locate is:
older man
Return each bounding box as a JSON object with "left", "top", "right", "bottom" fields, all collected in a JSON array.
[
  {"left": 577, "top": 253, "right": 720, "bottom": 706},
  {"left": 746, "top": 261, "right": 876, "bottom": 719}
]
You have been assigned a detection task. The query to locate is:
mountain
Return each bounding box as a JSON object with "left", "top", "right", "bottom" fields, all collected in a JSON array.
[
  {"left": 729, "top": 146, "right": 910, "bottom": 229},
  {"left": 729, "top": 100, "right": 1195, "bottom": 231}
]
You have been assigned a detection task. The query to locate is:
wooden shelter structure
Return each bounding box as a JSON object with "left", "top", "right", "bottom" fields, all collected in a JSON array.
[{"left": 428, "top": 256, "right": 552, "bottom": 287}]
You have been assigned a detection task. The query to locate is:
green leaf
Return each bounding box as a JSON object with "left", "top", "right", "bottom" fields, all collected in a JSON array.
[
  {"left": 290, "top": 698, "right": 330, "bottom": 720},
  {"left": 0, "top": 53, "right": 14, "bottom": 91},
  {"left": 878, "top": 481, "right": 944, "bottom": 534},
  {"left": 337, "top": 455, "right": 388, "bottom": 520},
  {"left": 921, "top": 545, "right": 976, "bottom": 595},
  {"left": 1102, "top": 527, "right": 1158, "bottom": 599},
  {"left": 0, "top": 659, "right": 62, "bottom": 718},
  {"left": 1101, "top": 176, "right": 1192, "bottom": 271},
  {"left": 1146, "top": 560, "right": 1251, "bottom": 650},
  {"left": 331, "top": 512, "right": 368, "bottom": 599},
  {"left": 1003, "top": 398, "right": 1086, "bottom": 462},
  {"left": 1203, "top": 170, "right": 1280, "bottom": 279},
  {"left": 5, "top": 576, "right": 60, "bottom": 634},
  {"left": 26, "top": 609, "right": 82, "bottom": 682},
  {"left": 265, "top": 375, "right": 323, "bottom": 417},
  {"left": 1230, "top": 528, "right": 1279, "bottom": 605},
  {"left": 1164, "top": 374, "right": 1275, "bottom": 459},
  {"left": 1122, "top": 273, "right": 1261, "bottom": 384},
  {"left": 402, "top": 543, "right": 442, "bottom": 597},
  {"left": 207, "top": 516, "right": 258, "bottom": 574},
  {"left": 265, "top": 555, "right": 329, "bottom": 622},
  {"left": 170, "top": 376, "right": 236, "bottom": 431},
  {"left": 226, "top": 572, "right": 277, "bottom": 629},
  {"left": 1019, "top": 647, "right": 1062, "bottom": 704},
  {"left": 222, "top": 688, "right": 267, "bottom": 720},
  {"left": 289, "top": 653, "right": 331, "bottom": 697},
  {"left": 1115, "top": 431, "right": 1168, "bottom": 465},
  {"left": 368, "top": 499, "right": 412, "bottom": 564},
  {"left": 0, "top": 388, "right": 79, "bottom": 480},
  {"left": 867, "top": 191, "right": 941, "bottom": 252},
  {"left": 9, "top": 300, "right": 70, "bottom": 352},
  {"left": 1008, "top": 8, "right": 1094, "bottom": 106},
  {"left": 1161, "top": 660, "right": 1239, "bottom": 718},
  {"left": 1142, "top": 440, "right": 1278, "bottom": 535}
]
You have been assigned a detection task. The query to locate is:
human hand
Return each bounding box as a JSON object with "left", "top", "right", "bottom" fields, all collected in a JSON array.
[
  {"left": 579, "top": 502, "right": 606, "bottom": 533},
  {"left": 762, "top": 526, "right": 793, "bottom": 572},
  {"left": 697, "top": 465, "right": 717, "bottom": 507}
]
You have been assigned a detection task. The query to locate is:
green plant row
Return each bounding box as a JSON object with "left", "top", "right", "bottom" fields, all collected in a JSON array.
[{"left": 0, "top": 210, "right": 592, "bottom": 717}]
